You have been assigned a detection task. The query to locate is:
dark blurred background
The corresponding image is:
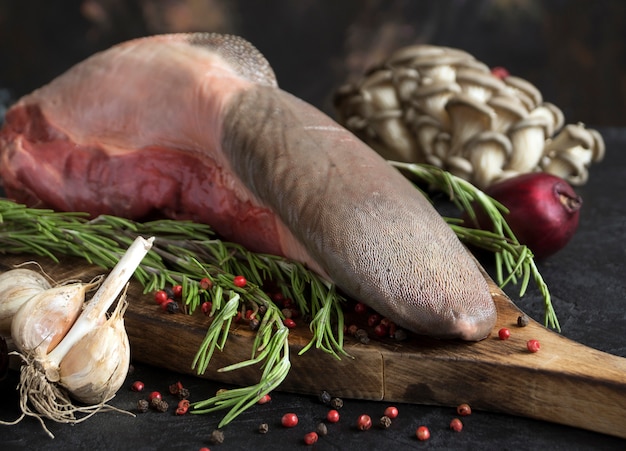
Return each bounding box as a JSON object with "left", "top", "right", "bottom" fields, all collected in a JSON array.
[{"left": 1, "top": 0, "right": 624, "bottom": 125}]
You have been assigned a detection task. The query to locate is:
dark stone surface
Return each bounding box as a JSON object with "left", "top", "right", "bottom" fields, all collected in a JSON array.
[
  {"left": 1, "top": 2, "right": 625, "bottom": 447},
  {"left": 0, "top": 119, "right": 624, "bottom": 447}
]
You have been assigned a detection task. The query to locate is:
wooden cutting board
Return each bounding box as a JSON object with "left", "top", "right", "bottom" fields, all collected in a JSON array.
[{"left": 1, "top": 253, "right": 625, "bottom": 439}]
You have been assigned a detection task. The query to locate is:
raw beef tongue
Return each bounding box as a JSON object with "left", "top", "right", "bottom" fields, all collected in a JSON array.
[{"left": 0, "top": 34, "right": 496, "bottom": 340}]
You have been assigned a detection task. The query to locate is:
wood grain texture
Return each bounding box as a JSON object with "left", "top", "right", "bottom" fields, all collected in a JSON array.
[{"left": 1, "top": 253, "right": 625, "bottom": 438}]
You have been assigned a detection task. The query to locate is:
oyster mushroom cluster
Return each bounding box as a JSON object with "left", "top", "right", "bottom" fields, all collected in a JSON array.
[{"left": 334, "top": 45, "right": 604, "bottom": 188}]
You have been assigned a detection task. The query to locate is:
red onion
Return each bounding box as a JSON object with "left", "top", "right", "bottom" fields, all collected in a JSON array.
[{"left": 475, "top": 173, "right": 582, "bottom": 259}]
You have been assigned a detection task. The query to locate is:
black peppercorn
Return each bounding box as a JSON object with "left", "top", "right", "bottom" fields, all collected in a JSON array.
[
  {"left": 517, "top": 314, "right": 529, "bottom": 327},
  {"left": 379, "top": 415, "right": 392, "bottom": 428},
  {"left": 330, "top": 397, "right": 343, "bottom": 409},
  {"left": 318, "top": 390, "right": 332, "bottom": 405},
  {"left": 258, "top": 423, "right": 269, "bottom": 434},
  {"left": 151, "top": 398, "right": 169, "bottom": 412},
  {"left": 165, "top": 301, "right": 180, "bottom": 314},
  {"left": 136, "top": 399, "right": 149, "bottom": 413},
  {"left": 209, "top": 429, "right": 225, "bottom": 444}
]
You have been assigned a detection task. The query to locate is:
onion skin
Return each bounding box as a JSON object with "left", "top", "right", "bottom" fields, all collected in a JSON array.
[{"left": 478, "top": 173, "right": 582, "bottom": 259}]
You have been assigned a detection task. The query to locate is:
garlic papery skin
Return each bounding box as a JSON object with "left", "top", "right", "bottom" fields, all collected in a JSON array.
[
  {"left": 0, "top": 268, "right": 51, "bottom": 335},
  {"left": 57, "top": 298, "right": 130, "bottom": 404},
  {"left": 10, "top": 282, "right": 91, "bottom": 356},
  {"left": 45, "top": 236, "right": 154, "bottom": 370}
]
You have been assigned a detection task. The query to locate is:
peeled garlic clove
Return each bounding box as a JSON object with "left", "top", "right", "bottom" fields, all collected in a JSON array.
[
  {"left": 0, "top": 268, "right": 52, "bottom": 335},
  {"left": 11, "top": 283, "right": 89, "bottom": 356},
  {"left": 58, "top": 304, "right": 130, "bottom": 404}
]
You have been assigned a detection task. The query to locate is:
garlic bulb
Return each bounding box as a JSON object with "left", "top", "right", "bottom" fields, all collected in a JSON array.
[
  {"left": 5, "top": 236, "right": 154, "bottom": 437},
  {"left": 58, "top": 297, "right": 130, "bottom": 404},
  {"left": 0, "top": 268, "right": 51, "bottom": 335},
  {"left": 11, "top": 282, "right": 90, "bottom": 356}
]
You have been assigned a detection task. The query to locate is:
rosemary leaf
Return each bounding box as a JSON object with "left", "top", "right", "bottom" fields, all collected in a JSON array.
[{"left": 390, "top": 162, "right": 560, "bottom": 330}]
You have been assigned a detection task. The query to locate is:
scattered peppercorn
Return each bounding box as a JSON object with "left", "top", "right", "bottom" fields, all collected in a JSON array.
[
  {"left": 384, "top": 406, "right": 399, "bottom": 419},
  {"left": 172, "top": 284, "right": 183, "bottom": 299},
  {"left": 527, "top": 339, "right": 541, "bottom": 353},
  {"left": 169, "top": 381, "right": 184, "bottom": 395},
  {"left": 175, "top": 399, "right": 190, "bottom": 415},
  {"left": 281, "top": 413, "right": 299, "bottom": 428},
  {"left": 367, "top": 313, "right": 381, "bottom": 327},
  {"left": 456, "top": 403, "right": 472, "bottom": 416},
  {"left": 258, "top": 394, "right": 271, "bottom": 404},
  {"left": 178, "top": 387, "right": 190, "bottom": 400},
  {"left": 387, "top": 322, "right": 397, "bottom": 338},
  {"left": 283, "top": 318, "right": 296, "bottom": 329},
  {"left": 198, "top": 448, "right": 210, "bottom": 451},
  {"left": 416, "top": 425, "right": 430, "bottom": 440},
  {"left": 330, "top": 397, "right": 344, "bottom": 410},
  {"left": 233, "top": 275, "right": 247, "bottom": 288},
  {"left": 450, "top": 418, "right": 463, "bottom": 432},
  {"left": 394, "top": 329, "right": 408, "bottom": 341},
  {"left": 281, "top": 308, "right": 293, "bottom": 319},
  {"left": 200, "top": 277, "right": 213, "bottom": 290},
  {"left": 319, "top": 390, "right": 332, "bottom": 405},
  {"left": 249, "top": 318, "right": 260, "bottom": 331},
  {"left": 258, "top": 423, "right": 269, "bottom": 434},
  {"left": 354, "top": 302, "right": 368, "bottom": 314},
  {"left": 498, "top": 328, "right": 511, "bottom": 340},
  {"left": 326, "top": 409, "right": 340, "bottom": 423},
  {"left": 379, "top": 415, "right": 392, "bottom": 428},
  {"left": 136, "top": 399, "right": 149, "bottom": 413},
  {"left": 374, "top": 323, "right": 388, "bottom": 337},
  {"left": 130, "top": 380, "right": 145, "bottom": 392},
  {"left": 164, "top": 300, "right": 180, "bottom": 313},
  {"left": 517, "top": 314, "right": 529, "bottom": 327},
  {"left": 303, "top": 431, "right": 318, "bottom": 445},
  {"left": 347, "top": 324, "right": 358, "bottom": 336},
  {"left": 316, "top": 422, "right": 328, "bottom": 436},
  {"left": 355, "top": 329, "right": 370, "bottom": 344},
  {"left": 151, "top": 398, "right": 169, "bottom": 412},
  {"left": 201, "top": 301, "right": 213, "bottom": 316},
  {"left": 209, "top": 429, "right": 225, "bottom": 445},
  {"left": 148, "top": 391, "right": 162, "bottom": 402},
  {"left": 154, "top": 290, "right": 168, "bottom": 305},
  {"left": 356, "top": 414, "right": 372, "bottom": 431}
]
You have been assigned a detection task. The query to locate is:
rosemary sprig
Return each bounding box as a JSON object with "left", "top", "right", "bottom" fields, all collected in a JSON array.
[
  {"left": 0, "top": 199, "right": 345, "bottom": 426},
  {"left": 389, "top": 161, "right": 560, "bottom": 331},
  {"left": 0, "top": 159, "right": 560, "bottom": 428}
]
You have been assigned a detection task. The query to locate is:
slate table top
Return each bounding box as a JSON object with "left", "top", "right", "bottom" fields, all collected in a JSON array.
[{"left": 1, "top": 128, "right": 625, "bottom": 450}]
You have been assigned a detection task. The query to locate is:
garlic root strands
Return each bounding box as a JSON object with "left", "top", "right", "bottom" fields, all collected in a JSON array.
[{"left": 3, "top": 236, "right": 153, "bottom": 438}]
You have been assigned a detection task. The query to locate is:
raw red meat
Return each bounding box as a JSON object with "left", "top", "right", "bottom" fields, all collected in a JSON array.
[{"left": 0, "top": 34, "right": 496, "bottom": 340}]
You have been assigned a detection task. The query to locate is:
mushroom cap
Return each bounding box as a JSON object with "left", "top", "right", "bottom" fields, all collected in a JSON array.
[
  {"left": 446, "top": 155, "right": 474, "bottom": 179},
  {"left": 488, "top": 95, "right": 528, "bottom": 133},
  {"left": 545, "top": 123, "right": 595, "bottom": 152},
  {"left": 445, "top": 94, "right": 495, "bottom": 147},
  {"left": 409, "top": 82, "right": 461, "bottom": 126},
  {"left": 456, "top": 68, "right": 508, "bottom": 94},
  {"left": 541, "top": 150, "right": 589, "bottom": 185},
  {"left": 503, "top": 75, "right": 543, "bottom": 110},
  {"left": 387, "top": 44, "right": 474, "bottom": 68},
  {"left": 411, "top": 115, "right": 442, "bottom": 157},
  {"left": 465, "top": 131, "right": 513, "bottom": 188}
]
